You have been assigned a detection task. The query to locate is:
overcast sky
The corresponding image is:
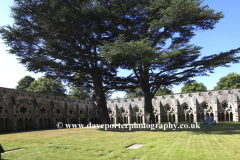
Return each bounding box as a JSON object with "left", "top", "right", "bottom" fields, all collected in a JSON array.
[{"left": 1, "top": 0, "right": 240, "bottom": 99}]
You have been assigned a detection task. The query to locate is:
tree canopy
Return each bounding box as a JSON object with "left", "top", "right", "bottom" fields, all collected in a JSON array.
[
  {"left": 181, "top": 82, "right": 207, "bottom": 93},
  {"left": 213, "top": 73, "right": 240, "bottom": 90},
  {"left": 27, "top": 77, "right": 67, "bottom": 96},
  {"left": 16, "top": 75, "right": 35, "bottom": 91}
]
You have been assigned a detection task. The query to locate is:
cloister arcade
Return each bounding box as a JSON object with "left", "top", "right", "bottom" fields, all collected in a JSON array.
[{"left": 0, "top": 87, "right": 240, "bottom": 131}]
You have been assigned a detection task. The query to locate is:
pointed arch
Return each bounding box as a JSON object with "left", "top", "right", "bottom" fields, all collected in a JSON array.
[
  {"left": 178, "top": 102, "right": 193, "bottom": 122},
  {"left": 161, "top": 103, "right": 175, "bottom": 122},
  {"left": 218, "top": 100, "right": 233, "bottom": 121},
  {"left": 197, "top": 101, "right": 214, "bottom": 122},
  {"left": 68, "top": 106, "right": 77, "bottom": 124},
  {"left": 54, "top": 106, "right": 65, "bottom": 125},
  {"left": 38, "top": 104, "right": 51, "bottom": 128},
  {"left": 16, "top": 103, "right": 33, "bottom": 130}
]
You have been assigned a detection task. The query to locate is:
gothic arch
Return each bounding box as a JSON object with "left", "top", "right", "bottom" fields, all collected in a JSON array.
[
  {"left": 0, "top": 101, "right": 11, "bottom": 131},
  {"left": 130, "top": 106, "right": 143, "bottom": 123},
  {"left": 16, "top": 103, "right": 33, "bottom": 130},
  {"left": 197, "top": 101, "right": 214, "bottom": 121},
  {"left": 118, "top": 107, "right": 128, "bottom": 124},
  {"left": 54, "top": 106, "right": 65, "bottom": 124},
  {"left": 79, "top": 107, "right": 86, "bottom": 124},
  {"left": 38, "top": 104, "right": 51, "bottom": 128},
  {"left": 218, "top": 100, "right": 233, "bottom": 121},
  {"left": 161, "top": 103, "right": 175, "bottom": 123},
  {"left": 178, "top": 102, "right": 193, "bottom": 122},
  {"left": 68, "top": 107, "right": 77, "bottom": 124}
]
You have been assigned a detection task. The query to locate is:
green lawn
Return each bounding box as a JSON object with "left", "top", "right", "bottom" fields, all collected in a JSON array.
[{"left": 1, "top": 122, "right": 240, "bottom": 160}]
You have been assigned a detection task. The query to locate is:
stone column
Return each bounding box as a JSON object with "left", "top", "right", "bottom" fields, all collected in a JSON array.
[
  {"left": 158, "top": 114, "right": 161, "bottom": 124},
  {"left": 14, "top": 117, "right": 17, "bottom": 131},
  {"left": 193, "top": 112, "right": 197, "bottom": 123},
  {"left": 175, "top": 100, "right": 179, "bottom": 123},
  {"left": 193, "top": 98, "right": 197, "bottom": 123},
  {"left": 36, "top": 115, "right": 39, "bottom": 129},
  {"left": 233, "top": 95, "right": 238, "bottom": 122},
  {"left": 114, "top": 116, "right": 117, "bottom": 124},
  {"left": 235, "top": 108, "right": 239, "bottom": 122},
  {"left": 10, "top": 97, "right": 16, "bottom": 131},
  {"left": 175, "top": 113, "right": 178, "bottom": 123},
  {"left": 76, "top": 104, "right": 80, "bottom": 124},
  {"left": 128, "top": 106, "right": 131, "bottom": 124},
  {"left": 50, "top": 101, "right": 55, "bottom": 128},
  {"left": 224, "top": 111, "right": 226, "bottom": 121},
  {"left": 65, "top": 103, "right": 69, "bottom": 124},
  {"left": 33, "top": 100, "right": 36, "bottom": 129},
  {"left": 85, "top": 105, "right": 88, "bottom": 125},
  {"left": 204, "top": 110, "right": 206, "bottom": 121},
  {"left": 142, "top": 114, "right": 145, "bottom": 123},
  {"left": 185, "top": 113, "right": 187, "bottom": 122}
]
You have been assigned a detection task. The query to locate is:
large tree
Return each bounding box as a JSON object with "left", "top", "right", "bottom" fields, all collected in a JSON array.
[
  {"left": 0, "top": 0, "right": 137, "bottom": 124},
  {"left": 27, "top": 77, "right": 67, "bottom": 96},
  {"left": 100, "top": 0, "right": 240, "bottom": 123},
  {"left": 181, "top": 82, "right": 207, "bottom": 93},
  {"left": 16, "top": 75, "right": 35, "bottom": 91},
  {"left": 213, "top": 72, "right": 240, "bottom": 90}
]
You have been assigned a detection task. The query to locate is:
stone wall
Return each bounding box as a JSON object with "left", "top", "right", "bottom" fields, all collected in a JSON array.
[
  {"left": 106, "top": 88, "right": 240, "bottom": 124},
  {"left": 0, "top": 87, "right": 96, "bottom": 131}
]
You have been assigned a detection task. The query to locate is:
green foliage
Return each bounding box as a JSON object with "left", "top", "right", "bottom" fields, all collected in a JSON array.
[
  {"left": 125, "top": 88, "right": 144, "bottom": 98},
  {"left": 181, "top": 82, "right": 207, "bottom": 93},
  {"left": 69, "top": 86, "right": 92, "bottom": 100},
  {"left": 114, "top": 96, "right": 122, "bottom": 99},
  {"left": 125, "top": 87, "right": 172, "bottom": 98},
  {"left": 27, "top": 77, "right": 67, "bottom": 96},
  {"left": 155, "top": 87, "right": 173, "bottom": 96},
  {"left": 16, "top": 75, "right": 35, "bottom": 91},
  {"left": 213, "top": 73, "right": 240, "bottom": 90}
]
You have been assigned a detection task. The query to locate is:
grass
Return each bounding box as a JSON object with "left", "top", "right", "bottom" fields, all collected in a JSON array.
[{"left": 1, "top": 122, "right": 240, "bottom": 160}]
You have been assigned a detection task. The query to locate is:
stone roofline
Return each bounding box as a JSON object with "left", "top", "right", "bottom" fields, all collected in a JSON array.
[
  {"left": 0, "top": 86, "right": 93, "bottom": 104},
  {"left": 108, "top": 87, "right": 240, "bottom": 101},
  {"left": 1, "top": 86, "right": 240, "bottom": 104}
]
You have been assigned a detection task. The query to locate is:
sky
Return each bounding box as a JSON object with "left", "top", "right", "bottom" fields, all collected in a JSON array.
[{"left": 1, "top": 0, "right": 240, "bottom": 99}]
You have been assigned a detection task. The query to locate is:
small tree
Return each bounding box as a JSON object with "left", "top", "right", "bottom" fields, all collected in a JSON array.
[
  {"left": 69, "top": 86, "right": 92, "bottom": 100},
  {"left": 213, "top": 73, "right": 240, "bottom": 90},
  {"left": 27, "top": 77, "right": 67, "bottom": 96},
  {"left": 125, "top": 87, "right": 172, "bottom": 98},
  {"left": 125, "top": 88, "right": 144, "bottom": 98},
  {"left": 181, "top": 82, "right": 207, "bottom": 93},
  {"left": 16, "top": 75, "right": 35, "bottom": 91},
  {"left": 155, "top": 87, "right": 173, "bottom": 96}
]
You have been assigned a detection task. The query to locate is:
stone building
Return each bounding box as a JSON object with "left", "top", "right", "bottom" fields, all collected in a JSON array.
[{"left": 0, "top": 87, "right": 240, "bottom": 131}]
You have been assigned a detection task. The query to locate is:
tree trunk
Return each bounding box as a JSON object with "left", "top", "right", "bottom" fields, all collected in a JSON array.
[
  {"left": 95, "top": 89, "right": 110, "bottom": 124},
  {"left": 144, "top": 92, "right": 155, "bottom": 124},
  {"left": 93, "top": 73, "right": 110, "bottom": 124}
]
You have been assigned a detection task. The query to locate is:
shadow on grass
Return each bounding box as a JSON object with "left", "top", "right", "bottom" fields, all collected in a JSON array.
[{"left": 96, "top": 122, "right": 240, "bottom": 135}]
